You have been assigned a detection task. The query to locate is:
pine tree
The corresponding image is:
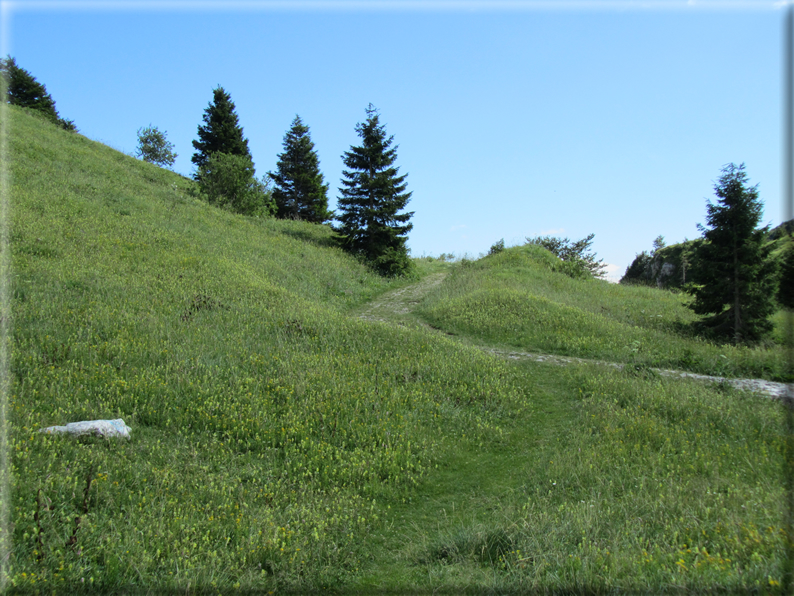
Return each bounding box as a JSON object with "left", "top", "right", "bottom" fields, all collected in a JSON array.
[
  {"left": 336, "top": 104, "right": 414, "bottom": 276},
  {"left": 688, "top": 163, "right": 778, "bottom": 343},
  {"left": 269, "top": 116, "right": 332, "bottom": 223},
  {"left": 778, "top": 238, "right": 794, "bottom": 309},
  {"left": 0, "top": 56, "right": 75, "bottom": 131},
  {"left": 191, "top": 87, "right": 251, "bottom": 179}
]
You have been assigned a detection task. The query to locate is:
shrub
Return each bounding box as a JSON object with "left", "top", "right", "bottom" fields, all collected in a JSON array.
[
  {"left": 488, "top": 238, "right": 505, "bottom": 255},
  {"left": 198, "top": 152, "right": 274, "bottom": 217},
  {"left": 135, "top": 125, "right": 177, "bottom": 168}
]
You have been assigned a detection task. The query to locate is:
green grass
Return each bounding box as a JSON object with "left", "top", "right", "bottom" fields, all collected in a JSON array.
[
  {"left": 4, "top": 105, "right": 788, "bottom": 593},
  {"left": 351, "top": 360, "right": 785, "bottom": 593},
  {"left": 418, "top": 244, "right": 790, "bottom": 381}
]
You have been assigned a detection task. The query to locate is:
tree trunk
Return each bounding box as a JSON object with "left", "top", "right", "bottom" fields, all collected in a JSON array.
[{"left": 734, "top": 243, "right": 742, "bottom": 343}]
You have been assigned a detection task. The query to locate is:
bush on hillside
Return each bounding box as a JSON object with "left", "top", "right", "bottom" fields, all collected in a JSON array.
[
  {"left": 488, "top": 239, "right": 505, "bottom": 255},
  {"left": 198, "top": 152, "right": 274, "bottom": 217},
  {"left": 525, "top": 233, "right": 606, "bottom": 279},
  {"left": 136, "top": 125, "right": 178, "bottom": 168}
]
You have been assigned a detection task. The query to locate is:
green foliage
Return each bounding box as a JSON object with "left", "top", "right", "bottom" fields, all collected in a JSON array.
[
  {"left": 270, "top": 115, "right": 332, "bottom": 223},
  {"left": 621, "top": 238, "right": 704, "bottom": 290},
  {"left": 525, "top": 233, "right": 606, "bottom": 278},
  {"left": 688, "top": 163, "right": 778, "bottom": 343},
  {"left": 777, "top": 236, "right": 794, "bottom": 309},
  {"left": 135, "top": 124, "right": 177, "bottom": 168},
  {"left": 652, "top": 234, "right": 666, "bottom": 253},
  {"left": 191, "top": 86, "right": 251, "bottom": 179},
  {"left": 336, "top": 104, "right": 414, "bottom": 277},
  {"left": 0, "top": 55, "right": 75, "bottom": 131},
  {"left": 488, "top": 238, "right": 505, "bottom": 255},
  {"left": 198, "top": 151, "right": 274, "bottom": 217},
  {"left": 621, "top": 250, "right": 653, "bottom": 285}
]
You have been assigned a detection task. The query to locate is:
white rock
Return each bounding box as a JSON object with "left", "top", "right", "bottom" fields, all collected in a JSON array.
[{"left": 40, "top": 418, "right": 131, "bottom": 439}]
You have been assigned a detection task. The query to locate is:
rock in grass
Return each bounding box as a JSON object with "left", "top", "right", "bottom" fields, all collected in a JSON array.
[{"left": 39, "top": 419, "right": 131, "bottom": 439}]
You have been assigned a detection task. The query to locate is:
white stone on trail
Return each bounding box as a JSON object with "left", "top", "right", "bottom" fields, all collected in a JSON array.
[{"left": 40, "top": 418, "right": 132, "bottom": 439}]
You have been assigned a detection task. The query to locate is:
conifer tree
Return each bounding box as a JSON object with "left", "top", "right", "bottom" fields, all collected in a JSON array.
[
  {"left": 778, "top": 238, "right": 794, "bottom": 309},
  {"left": 0, "top": 56, "right": 75, "bottom": 131},
  {"left": 336, "top": 104, "right": 414, "bottom": 276},
  {"left": 269, "top": 116, "right": 332, "bottom": 223},
  {"left": 191, "top": 86, "right": 251, "bottom": 179},
  {"left": 688, "top": 163, "right": 777, "bottom": 343}
]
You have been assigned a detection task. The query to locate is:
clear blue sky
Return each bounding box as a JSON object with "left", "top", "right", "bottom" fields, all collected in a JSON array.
[{"left": 4, "top": 1, "right": 788, "bottom": 280}]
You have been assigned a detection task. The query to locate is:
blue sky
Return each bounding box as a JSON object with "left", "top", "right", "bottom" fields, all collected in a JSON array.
[{"left": 3, "top": 1, "right": 788, "bottom": 280}]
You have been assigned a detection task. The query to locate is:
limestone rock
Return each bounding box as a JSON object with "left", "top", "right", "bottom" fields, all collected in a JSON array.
[{"left": 40, "top": 418, "right": 131, "bottom": 439}]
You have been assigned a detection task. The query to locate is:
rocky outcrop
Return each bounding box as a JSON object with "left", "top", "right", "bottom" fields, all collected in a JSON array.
[{"left": 620, "top": 240, "right": 702, "bottom": 290}]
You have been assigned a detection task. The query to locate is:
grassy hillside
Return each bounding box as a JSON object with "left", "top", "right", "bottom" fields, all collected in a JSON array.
[
  {"left": 4, "top": 105, "right": 787, "bottom": 593},
  {"left": 6, "top": 106, "right": 529, "bottom": 591},
  {"left": 418, "top": 244, "right": 790, "bottom": 381}
]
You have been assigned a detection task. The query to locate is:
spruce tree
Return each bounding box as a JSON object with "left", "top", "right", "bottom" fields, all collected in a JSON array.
[
  {"left": 0, "top": 56, "right": 75, "bottom": 131},
  {"left": 269, "top": 115, "right": 332, "bottom": 223},
  {"left": 778, "top": 238, "right": 794, "bottom": 309},
  {"left": 191, "top": 86, "right": 251, "bottom": 179},
  {"left": 688, "top": 163, "right": 777, "bottom": 343},
  {"left": 336, "top": 104, "right": 414, "bottom": 276}
]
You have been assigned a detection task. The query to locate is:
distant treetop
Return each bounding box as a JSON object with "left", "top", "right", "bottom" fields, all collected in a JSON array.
[
  {"left": 269, "top": 115, "right": 332, "bottom": 223},
  {"left": 0, "top": 55, "right": 76, "bottom": 131},
  {"left": 191, "top": 86, "right": 251, "bottom": 180}
]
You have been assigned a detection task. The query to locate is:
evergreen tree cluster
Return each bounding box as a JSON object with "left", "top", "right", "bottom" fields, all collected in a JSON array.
[
  {"left": 3, "top": 57, "right": 415, "bottom": 276},
  {"left": 0, "top": 56, "right": 75, "bottom": 131},
  {"left": 190, "top": 92, "right": 413, "bottom": 276}
]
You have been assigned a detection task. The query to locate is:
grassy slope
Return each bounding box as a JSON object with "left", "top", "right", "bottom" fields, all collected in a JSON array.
[
  {"left": 6, "top": 106, "right": 787, "bottom": 593},
  {"left": 7, "top": 106, "right": 526, "bottom": 591},
  {"left": 418, "top": 244, "right": 790, "bottom": 381}
]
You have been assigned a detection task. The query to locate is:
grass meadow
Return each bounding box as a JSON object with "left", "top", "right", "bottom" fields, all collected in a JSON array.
[
  {"left": 3, "top": 105, "right": 789, "bottom": 593},
  {"left": 418, "top": 244, "right": 791, "bottom": 382}
]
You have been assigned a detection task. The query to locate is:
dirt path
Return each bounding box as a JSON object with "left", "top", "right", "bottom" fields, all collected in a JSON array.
[
  {"left": 354, "top": 271, "right": 447, "bottom": 324},
  {"left": 356, "top": 272, "right": 792, "bottom": 400}
]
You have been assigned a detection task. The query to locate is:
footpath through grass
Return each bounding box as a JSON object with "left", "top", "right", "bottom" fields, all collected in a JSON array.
[
  {"left": 351, "top": 254, "right": 787, "bottom": 593},
  {"left": 5, "top": 106, "right": 788, "bottom": 594},
  {"left": 5, "top": 106, "right": 529, "bottom": 593},
  {"left": 353, "top": 359, "right": 786, "bottom": 594},
  {"left": 418, "top": 245, "right": 791, "bottom": 382}
]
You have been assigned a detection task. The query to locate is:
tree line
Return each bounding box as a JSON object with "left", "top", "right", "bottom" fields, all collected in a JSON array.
[
  {"left": 0, "top": 57, "right": 414, "bottom": 277},
  {"left": 6, "top": 58, "right": 786, "bottom": 344},
  {"left": 146, "top": 87, "right": 413, "bottom": 277}
]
